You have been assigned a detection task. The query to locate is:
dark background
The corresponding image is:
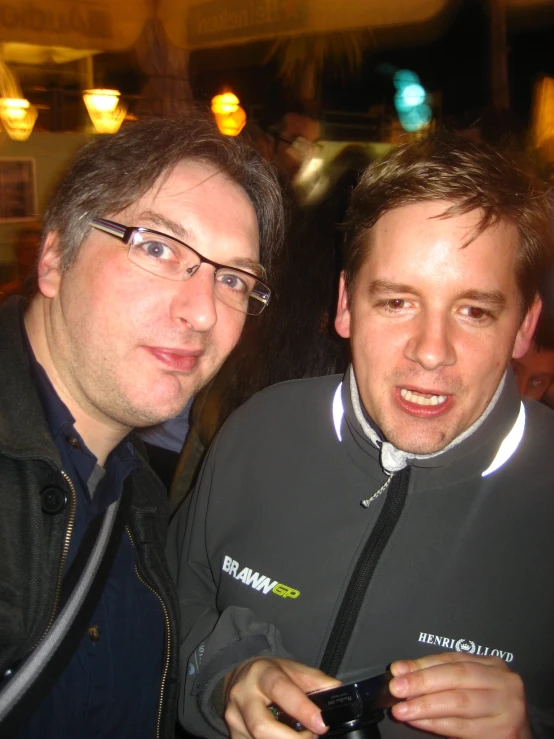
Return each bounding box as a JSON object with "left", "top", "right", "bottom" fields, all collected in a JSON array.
[{"left": 183, "top": 0, "right": 554, "bottom": 133}]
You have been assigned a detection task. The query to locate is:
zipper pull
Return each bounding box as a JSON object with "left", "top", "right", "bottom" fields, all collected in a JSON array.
[{"left": 360, "top": 475, "right": 392, "bottom": 508}]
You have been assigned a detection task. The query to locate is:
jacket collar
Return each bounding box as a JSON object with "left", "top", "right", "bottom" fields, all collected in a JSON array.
[
  {"left": 334, "top": 363, "right": 523, "bottom": 484},
  {"left": 0, "top": 297, "right": 61, "bottom": 465}
]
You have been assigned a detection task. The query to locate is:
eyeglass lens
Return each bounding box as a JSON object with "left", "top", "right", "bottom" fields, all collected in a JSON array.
[{"left": 128, "top": 229, "right": 267, "bottom": 315}]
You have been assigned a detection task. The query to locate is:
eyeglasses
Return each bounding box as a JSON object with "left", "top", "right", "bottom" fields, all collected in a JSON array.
[{"left": 90, "top": 218, "right": 271, "bottom": 316}]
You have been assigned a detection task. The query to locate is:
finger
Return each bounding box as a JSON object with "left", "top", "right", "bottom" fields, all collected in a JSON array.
[
  {"left": 259, "top": 672, "right": 328, "bottom": 734},
  {"left": 279, "top": 660, "right": 342, "bottom": 695},
  {"left": 226, "top": 660, "right": 330, "bottom": 736},
  {"left": 259, "top": 659, "right": 340, "bottom": 734},
  {"left": 392, "top": 687, "right": 503, "bottom": 722},
  {"left": 390, "top": 670, "right": 529, "bottom": 739},
  {"left": 391, "top": 651, "right": 507, "bottom": 676},
  {"left": 224, "top": 702, "right": 254, "bottom": 739},
  {"left": 390, "top": 660, "right": 517, "bottom": 701},
  {"left": 227, "top": 695, "right": 316, "bottom": 739},
  {"left": 225, "top": 675, "right": 307, "bottom": 739}
]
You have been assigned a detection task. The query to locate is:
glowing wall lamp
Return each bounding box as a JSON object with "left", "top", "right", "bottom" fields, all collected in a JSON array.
[
  {"left": 0, "top": 97, "right": 38, "bottom": 141},
  {"left": 211, "top": 92, "right": 246, "bottom": 136},
  {"left": 533, "top": 77, "right": 554, "bottom": 148},
  {"left": 83, "top": 89, "right": 126, "bottom": 134}
]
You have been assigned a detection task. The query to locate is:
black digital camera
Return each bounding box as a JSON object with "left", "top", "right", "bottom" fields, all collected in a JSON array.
[{"left": 269, "top": 671, "right": 401, "bottom": 738}]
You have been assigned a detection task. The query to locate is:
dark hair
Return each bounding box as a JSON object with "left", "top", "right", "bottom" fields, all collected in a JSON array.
[
  {"left": 534, "top": 311, "right": 554, "bottom": 352},
  {"left": 43, "top": 112, "right": 285, "bottom": 275},
  {"left": 343, "top": 130, "right": 553, "bottom": 313}
]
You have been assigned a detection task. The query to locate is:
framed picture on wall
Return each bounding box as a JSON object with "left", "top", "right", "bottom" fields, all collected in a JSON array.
[{"left": 0, "top": 158, "right": 37, "bottom": 222}]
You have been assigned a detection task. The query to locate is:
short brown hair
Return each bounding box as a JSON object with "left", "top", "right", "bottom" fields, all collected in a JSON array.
[
  {"left": 43, "top": 111, "right": 284, "bottom": 277},
  {"left": 343, "top": 131, "right": 553, "bottom": 313}
]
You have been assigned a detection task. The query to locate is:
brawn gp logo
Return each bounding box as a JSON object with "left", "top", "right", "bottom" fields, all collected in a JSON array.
[{"left": 222, "top": 556, "right": 300, "bottom": 599}]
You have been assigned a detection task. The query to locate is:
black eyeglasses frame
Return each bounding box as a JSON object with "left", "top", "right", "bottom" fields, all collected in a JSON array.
[{"left": 90, "top": 217, "right": 271, "bottom": 316}]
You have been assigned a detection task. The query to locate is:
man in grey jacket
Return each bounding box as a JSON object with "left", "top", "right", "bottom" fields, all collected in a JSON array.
[
  {"left": 0, "top": 113, "right": 283, "bottom": 738},
  {"left": 169, "top": 132, "right": 554, "bottom": 739}
]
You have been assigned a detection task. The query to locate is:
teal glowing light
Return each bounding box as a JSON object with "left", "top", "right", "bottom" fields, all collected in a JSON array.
[
  {"left": 393, "top": 69, "right": 420, "bottom": 88},
  {"left": 393, "top": 69, "right": 431, "bottom": 132},
  {"left": 402, "top": 84, "right": 426, "bottom": 107}
]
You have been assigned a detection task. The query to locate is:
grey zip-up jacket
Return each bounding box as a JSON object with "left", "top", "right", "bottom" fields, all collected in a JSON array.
[
  {"left": 0, "top": 298, "right": 180, "bottom": 739},
  {"left": 169, "top": 369, "right": 554, "bottom": 739}
]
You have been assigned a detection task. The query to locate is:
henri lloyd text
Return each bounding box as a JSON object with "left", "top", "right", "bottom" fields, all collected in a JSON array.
[{"left": 418, "top": 631, "right": 514, "bottom": 662}]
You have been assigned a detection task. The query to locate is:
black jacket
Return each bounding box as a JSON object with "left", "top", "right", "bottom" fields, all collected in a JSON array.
[
  {"left": 169, "top": 369, "right": 554, "bottom": 739},
  {"left": 0, "top": 298, "right": 180, "bottom": 739}
]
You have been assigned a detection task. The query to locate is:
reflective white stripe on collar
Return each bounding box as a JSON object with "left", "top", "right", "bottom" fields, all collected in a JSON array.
[
  {"left": 481, "top": 401, "right": 525, "bottom": 477},
  {"left": 332, "top": 381, "right": 525, "bottom": 477},
  {"left": 333, "top": 383, "right": 344, "bottom": 441}
]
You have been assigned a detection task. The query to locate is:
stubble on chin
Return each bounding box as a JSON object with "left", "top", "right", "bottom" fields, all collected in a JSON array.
[
  {"left": 374, "top": 394, "right": 462, "bottom": 455},
  {"left": 382, "top": 423, "right": 452, "bottom": 455}
]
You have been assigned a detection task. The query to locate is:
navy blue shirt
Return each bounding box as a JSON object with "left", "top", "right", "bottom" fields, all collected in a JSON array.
[{"left": 20, "top": 341, "right": 165, "bottom": 738}]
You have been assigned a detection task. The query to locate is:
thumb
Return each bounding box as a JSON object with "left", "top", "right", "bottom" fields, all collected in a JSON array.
[{"left": 279, "top": 660, "right": 342, "bottom": 693}]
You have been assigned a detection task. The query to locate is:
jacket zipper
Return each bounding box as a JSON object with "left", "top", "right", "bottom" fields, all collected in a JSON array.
[
  {"left": 31, "top": 470, "right": 77, "bottom": 650},
  {"left": 126, "top": 525, "right": 170, "bottom": 739},
  {"left": 319, "top": 467, "right": 410, "bottom": 677}
]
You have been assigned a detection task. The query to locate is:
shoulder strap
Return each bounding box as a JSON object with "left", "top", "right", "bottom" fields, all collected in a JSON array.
[{"left": 0, "top": 478, "right": 133, "bottom": 736}]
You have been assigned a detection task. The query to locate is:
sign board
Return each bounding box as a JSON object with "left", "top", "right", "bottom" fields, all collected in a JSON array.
[
  {"left": 4, "top": 0, "right": 551, "bottom": 55},
  {"left": 162, "top": 0, "right": 455, "bottom": 51},
  {"left": 0, "top": 1, "right": 148, "bottom": 52},
  {"left": 186, "top": 0, "right": 308, "bottom": 47}
]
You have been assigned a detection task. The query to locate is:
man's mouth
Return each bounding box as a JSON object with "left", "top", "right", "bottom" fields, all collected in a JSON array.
[
  {"left": 396, "top": 386, "right": 453, "bottom": 418},
  {"left": 145, "top": 346, "right": 203, "bottom": 372},
  {"left": 399, "top": 388, "right": 448, "bottom": 407}
]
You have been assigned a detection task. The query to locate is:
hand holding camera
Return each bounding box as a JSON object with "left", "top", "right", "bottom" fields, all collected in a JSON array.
[
  {"left": 223, "top": 652, "right": 531, "bottom": 739},
  {"left": 388, "top": 652, "right": 532, "bottom": 739},
  {"left": 223, "top": 657, "right": 340, "bottom": 739},
  {"left": 269, "top": 671, "right": 400, "bottom": 739}
]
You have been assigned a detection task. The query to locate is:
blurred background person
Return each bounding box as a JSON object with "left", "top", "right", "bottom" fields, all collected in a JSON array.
[
  {"left": 513, "top": 313, "right": 554, "bottom": 403},
  {"left": 142, "top": 106, "right": 323, "bottom": 499},
  {"left": 262, "top": 109, "right": 321, "bottom": 185},
  {"left": 169, "top": 143, "right": 372, "bottom": 514},
  {"left": 239, "top": 107, "right": 323, "bottom": 203}
]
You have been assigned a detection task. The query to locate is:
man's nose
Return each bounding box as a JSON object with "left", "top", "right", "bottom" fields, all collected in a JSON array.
[
  {"left": 170, "top": 265, "right": 218, "bottom": 332},
  {"left": 404, "top": 313, "right": 456, "bottom": 370}
]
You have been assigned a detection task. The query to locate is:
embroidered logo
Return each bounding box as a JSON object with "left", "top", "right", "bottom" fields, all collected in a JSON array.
[
  {"left": 417, "top": 631, "right": 514, "bottom": 662},
  {"left": 455, "top": 639, "right": 476, "bottom": 654},
  {"left": 222, "top": 555, "right": 300, "bottom": 599}
]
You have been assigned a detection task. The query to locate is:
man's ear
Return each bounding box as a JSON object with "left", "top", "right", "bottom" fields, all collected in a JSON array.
[
  {"left": 37, "top": 231, "right": 63, "bottom": 298},
  {"left": 335, "top": 272, "right": 352, "bottom": 339},
  {"left": 512, "top": 296, "right": 542, "bottom": 359}
]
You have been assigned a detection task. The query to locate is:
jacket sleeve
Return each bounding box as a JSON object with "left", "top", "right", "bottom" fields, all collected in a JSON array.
[
  {"left": 167, "top": 445, "right": 292, "bottom": 738},
  {"left": 528, "top": 704, "right": 554, "bottom": 738}
]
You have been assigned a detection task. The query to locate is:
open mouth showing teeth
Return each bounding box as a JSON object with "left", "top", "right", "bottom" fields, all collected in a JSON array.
[{"left": 400, "top": 388, "right": 448, "bottom": 406}]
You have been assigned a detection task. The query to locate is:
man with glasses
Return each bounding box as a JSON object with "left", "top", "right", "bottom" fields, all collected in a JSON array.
[
  {"left": 170, "top": 132, "right": 554, "bottom": 739},
  {"left": 265, "top": 111, "right": 321, "bottom": 183},
  {"left": 0, "top": 113, "right": 283, "bottom": 738}
]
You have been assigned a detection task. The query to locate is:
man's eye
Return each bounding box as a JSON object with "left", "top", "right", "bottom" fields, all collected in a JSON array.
[
  {"left": 141, "top": 240, "right": 175, "bottom": 260},
  {"left": 383, "top": 299, "right": 406, "bottom": 310},
  {"left": 216, "top": 271, "right": 250, "bottom": 293},
  {"left": 461, "top": 306, "right": 490, "bottom": 321}
]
